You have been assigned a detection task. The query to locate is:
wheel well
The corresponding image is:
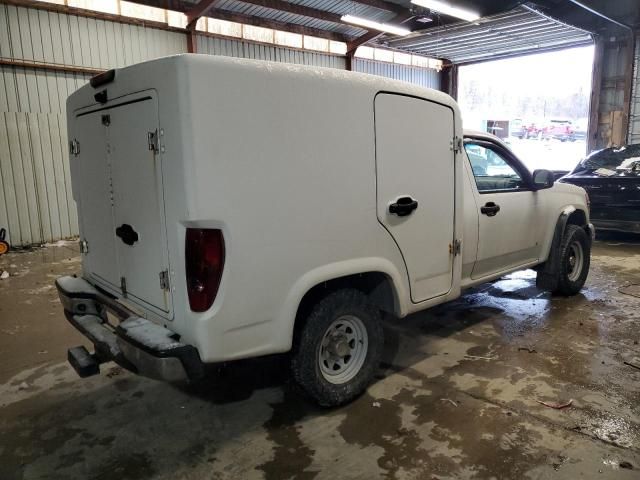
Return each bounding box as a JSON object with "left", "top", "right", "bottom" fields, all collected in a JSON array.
[
  {"left": 567, "top": 209, "right": 587, "bottom": 227},
  {"left": 294, "top": 272, "right": 397, "bottom": 330}
]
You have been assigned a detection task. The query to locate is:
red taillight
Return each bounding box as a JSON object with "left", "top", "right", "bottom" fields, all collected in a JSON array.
[{"left": 185, "top": 228, "right": 225, "bottom": 312}]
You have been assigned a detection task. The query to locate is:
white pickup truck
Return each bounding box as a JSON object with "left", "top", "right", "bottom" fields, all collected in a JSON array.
[{"left": 57, "top": 55, "right": 593, "bottom": 406}]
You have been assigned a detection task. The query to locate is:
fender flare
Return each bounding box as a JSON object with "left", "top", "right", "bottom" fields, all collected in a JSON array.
[
  {"left": 537, "top": 207, "right": 591, "bottom": 290},
  {"left": 277, "top": 257, "right": 409, "bottom": 351}
]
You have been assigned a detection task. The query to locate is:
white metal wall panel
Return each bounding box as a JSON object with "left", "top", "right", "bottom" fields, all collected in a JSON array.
[
  {"left": 0, "top": 111, "right": 77, "bottom": 246},
  {"left": 0, "top": 3, "right": 186, "bottom": 246},
  {"left": 1, "top": 4, "right": 187, "bottom": 69},
  {"left": 196, "top": 34, "right": 347, "bottom": 69},
  {"left": 629, "top": 35, "right": 640, "bottom": 145},
  {"left": 353, "top": 58, "right": 441, "bottom": 90}
]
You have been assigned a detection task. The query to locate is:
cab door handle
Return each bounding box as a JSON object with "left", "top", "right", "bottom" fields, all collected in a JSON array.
[
  {"left": 389, "top": 197, "right": 418, "bottom": 217},
  {"left": 481, "top": 202, "right": 500, "bottom": 217}
]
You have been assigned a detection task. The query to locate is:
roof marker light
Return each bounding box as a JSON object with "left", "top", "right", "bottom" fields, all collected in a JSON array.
[{"left": 341, "top": 15, "right": 411, "bottom": 36}]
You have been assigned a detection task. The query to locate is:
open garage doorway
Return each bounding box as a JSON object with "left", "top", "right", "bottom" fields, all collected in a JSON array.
[{"left": 458, "top": 46, "right": 595, "bottom": 174}]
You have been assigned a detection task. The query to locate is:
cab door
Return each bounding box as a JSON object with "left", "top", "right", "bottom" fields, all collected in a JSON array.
[
  {"left": 463, "top": 139, "right": 544, "bottom": 279},
  {"left": 375, "top": 93, "right": 456, "bottom": 303}
]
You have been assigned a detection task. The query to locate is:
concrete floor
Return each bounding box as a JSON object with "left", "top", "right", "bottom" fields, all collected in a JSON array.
[{"left": 1, "top": 236, "right": 639, "bottom": 480}]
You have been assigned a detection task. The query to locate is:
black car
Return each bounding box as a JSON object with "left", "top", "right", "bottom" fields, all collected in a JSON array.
[{"left": 559, "top": 144, "right": 640, "bottom": 234}]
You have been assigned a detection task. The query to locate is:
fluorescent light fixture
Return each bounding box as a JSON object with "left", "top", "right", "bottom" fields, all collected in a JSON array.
[
  {"left": 410, "top": 0, "right": 480, "bottom": 22},
  {"left": 341, "top": 15, "right": 411, "bottom": 36}
]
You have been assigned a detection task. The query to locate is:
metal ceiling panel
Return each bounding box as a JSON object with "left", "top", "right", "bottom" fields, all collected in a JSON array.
[
  {"left": 212, "top": 0, "right": 397, "bottom": 38},
  {"left": 385, "top": 4, "right": 593, "bottom": 64}
]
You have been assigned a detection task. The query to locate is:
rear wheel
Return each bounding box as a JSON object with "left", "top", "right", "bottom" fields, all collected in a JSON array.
[
  {"left": 291, "top": 289, "right": 383, "bottom": 407},
  {"left": 552, "top": 225, "right": 591, "bottom": 296}
]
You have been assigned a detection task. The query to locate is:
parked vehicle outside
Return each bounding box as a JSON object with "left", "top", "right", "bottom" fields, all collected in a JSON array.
[
  {"left": 57, "top": 55, "right": 594, "bottom": 406},
  {"left": 514, "top": 119, "right": 543, "bottom": 139},
  {"left": 559, "top": 144, "right": 640, "bottom": 234},
  {"left": 542, "top": 119, "right": 576, "bottom": 142}
]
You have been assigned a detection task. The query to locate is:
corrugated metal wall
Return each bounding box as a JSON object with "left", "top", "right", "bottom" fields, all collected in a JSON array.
[
  {"left": 196, "top": 35, "right": 346, "bottom": 69},
  {"left": 1, "top": 3, "right": 441, "bottom": 246},
  {"left": 628, "top": 35, "right": 640, "bottom": 145},
  {"left": 353, "top": 58, "right": 440, "bottom": 89},
  {"left": 0, "top": 3, "right": 187, "bottom": 246}
]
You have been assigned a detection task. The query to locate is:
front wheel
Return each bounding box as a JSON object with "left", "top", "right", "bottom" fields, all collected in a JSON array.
[
  {"left": 552, "top": 225, "right": 591, "bottom": 296},
  {"left": 291, "top": 289, "right": 383, "bottom": 407}
]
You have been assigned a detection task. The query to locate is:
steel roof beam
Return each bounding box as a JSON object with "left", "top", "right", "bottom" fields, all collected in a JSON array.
[
  {"left": 186, "top": 0, "right": 217, "bottom": 28},
  {"left": 346, "top": 12, "right": 415, "bottom": 55}
]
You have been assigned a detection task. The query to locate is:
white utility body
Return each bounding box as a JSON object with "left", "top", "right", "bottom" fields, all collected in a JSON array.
[{"left": 58, "top": 55, "right": 593, "bottom": 405}]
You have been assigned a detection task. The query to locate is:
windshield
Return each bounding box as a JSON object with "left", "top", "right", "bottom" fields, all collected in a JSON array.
[{"left": 575, "top": 144, "right": 640, "bottom": 174}]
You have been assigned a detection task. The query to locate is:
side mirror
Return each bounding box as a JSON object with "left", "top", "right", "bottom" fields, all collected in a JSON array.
[{"left": 532, "top": 169, "right": 555, "bottom": 190}]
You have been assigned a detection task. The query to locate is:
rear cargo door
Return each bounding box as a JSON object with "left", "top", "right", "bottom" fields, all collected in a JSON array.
[
  {"left": 75, "top": 111, "right": 120, "bottom": 288},
  {"left": 375, "top": 93, "right": 456, "bottom": 303},
  {"left": 107, "top": 92, "right": 172, "bottom": 315}
]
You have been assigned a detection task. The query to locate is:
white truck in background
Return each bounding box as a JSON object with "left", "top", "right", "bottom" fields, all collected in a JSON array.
[{"left": 57, "top": 55, "right": 593, "bottom": 406}]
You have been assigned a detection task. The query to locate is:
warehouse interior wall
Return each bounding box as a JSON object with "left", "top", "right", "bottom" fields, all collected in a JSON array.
[{"left": 0, "top": 2, "right": 442, "bottom": 247}]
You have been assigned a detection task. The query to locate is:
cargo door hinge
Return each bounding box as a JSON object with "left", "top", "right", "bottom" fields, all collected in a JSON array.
[
  {"left": 70, "top": 139, "right": 80, "bottom": 156},
  {"left": 450, "top": 136, "right": 462, "bottom": 153},
  {"left": 147, "top": 129, "right": 159, "bottom": 153},
  {"left": 120, "top": 276, "right": 127, "bottom": 297},
  {"left": 454, "top": 239, "right": 462, "bottom": 256},
  {"left": 159, "top": 270, "right": 170, "bottom": 291},
  {"left": 79, "top": 239, "right": 89, "bottom": 254},
  {"left": 449, "top": 239, "right": 462, "bottom": 256}
]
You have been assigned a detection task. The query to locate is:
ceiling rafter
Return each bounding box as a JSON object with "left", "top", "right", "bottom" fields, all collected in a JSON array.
[
  {"left": 346, "top": 12, "right": 415, "bottom": 55},
  {"left": 186, "top": 0, "right": 217, "bottom": 27}
]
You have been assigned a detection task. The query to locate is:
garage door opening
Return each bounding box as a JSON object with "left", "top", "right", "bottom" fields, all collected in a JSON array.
[{"left": 458, "top": 46, "right": 595, "bottom": 173}]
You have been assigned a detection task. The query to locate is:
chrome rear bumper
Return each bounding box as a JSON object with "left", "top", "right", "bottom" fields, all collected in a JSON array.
[{"left": 56, "top": 276, "right": 203, "bottom": 382}]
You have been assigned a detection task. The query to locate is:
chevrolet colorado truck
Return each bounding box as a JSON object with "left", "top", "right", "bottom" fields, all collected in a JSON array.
[{"left": 57, "top": 55, "right": 593, "bottom": 406}]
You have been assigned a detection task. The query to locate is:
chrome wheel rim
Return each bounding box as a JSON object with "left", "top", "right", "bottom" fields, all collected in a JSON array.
[
  {"left": 319, "top": 315, "right": 368, "bottom": 384},
  {"left": 567, "top": 241, "right": 584, "bottom": 282}
]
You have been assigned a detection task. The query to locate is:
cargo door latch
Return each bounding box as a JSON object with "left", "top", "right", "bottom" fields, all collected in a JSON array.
[
  {"left": 147, "top": 130, "right": 159, "bottom": 153},
  {"left": 70, "top": 139, "right": 80, "bottom": 156},
  {"left": 159, "top": 270, "right": 170, "bottom": 291},
  {"left": 449, "top": 239, "right": 462, "bottom": 256}
]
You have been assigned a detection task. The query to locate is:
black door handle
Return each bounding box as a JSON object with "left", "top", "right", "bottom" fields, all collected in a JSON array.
[
  {"left": 389, "top": 197, "right": 418, "bottom": 217},
  {"left": 481, "top": 202, "right": 500, "bottom": 217},
  {"left": 115, "top": 224, "right": 139, "bottom": 246}
]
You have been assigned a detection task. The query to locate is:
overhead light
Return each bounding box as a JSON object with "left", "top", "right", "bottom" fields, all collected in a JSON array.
[
  {"left": 341, "top": 15, "right": 411, "bottom": 36},
  {"left": 410, "top": 0, "right": 480, "bottom": 22}
]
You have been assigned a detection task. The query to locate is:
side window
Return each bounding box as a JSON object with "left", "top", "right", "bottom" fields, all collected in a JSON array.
[{"left": 464, "top": 142, "right": 526, "bottom": 193}]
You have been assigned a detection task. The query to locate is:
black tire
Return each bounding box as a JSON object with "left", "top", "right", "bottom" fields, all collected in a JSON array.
[
  {"left": 553, "top": 225, "right": 591, "bottom": 296},
  {"left": 291, "top": 289, "right": 383, "bottom": 407}
]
